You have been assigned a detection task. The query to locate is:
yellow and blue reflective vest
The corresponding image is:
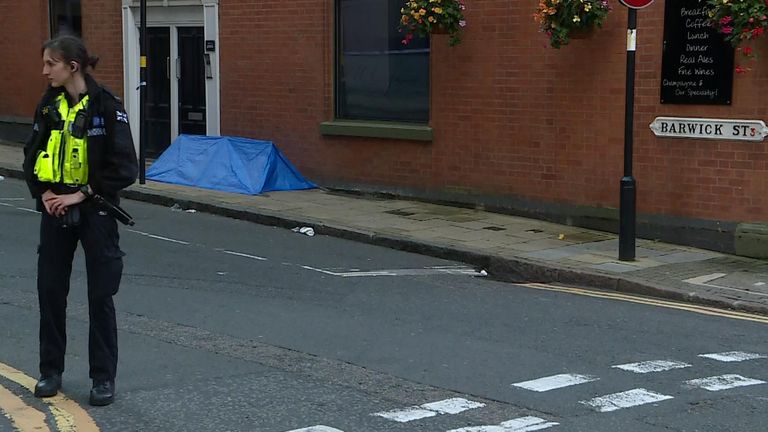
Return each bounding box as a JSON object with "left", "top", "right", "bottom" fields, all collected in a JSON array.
[{"left": 33, "top": 93, "right": 89, "bottom": 185}]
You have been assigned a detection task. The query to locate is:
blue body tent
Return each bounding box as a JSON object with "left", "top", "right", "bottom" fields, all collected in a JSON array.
[{"left": 146, "top": 135, "right": 316, "bottom": 195}]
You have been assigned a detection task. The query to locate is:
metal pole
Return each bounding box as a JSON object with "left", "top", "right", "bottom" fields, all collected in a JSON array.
[
  {"left": 139, "top": 0, "right": 147, "bottom": 184},
  {"left": 619, "top": 9, "right": 637, "bottom": 261}
]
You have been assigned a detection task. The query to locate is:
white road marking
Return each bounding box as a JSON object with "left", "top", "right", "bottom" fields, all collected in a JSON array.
[
  {"left": 372, "top": 397, "right": 485, "bottom": 422},
  {"left": 373, "top": 406, "right": 437, "bottom": 422},
  {"left": 301, "top": 265, "right": 480, "bottom": 277},
  {"left": 612, "top": 360, "right": 691, "bottom": 374},
  {"left": 0, "top": 198, "right": 25, "bottom": 200},
  {"left": 686, "top": 374, "right": 766, "bottom": 391},
  {"left": 421, "top": 397, "right": 486, "bottom": 414},
  {"left": 512, "top": 373, "right": 599, "bottom": 392},
  {"left": 447, "top": 416, "right": 559, "bottom": 432},
  {"left": 126, "top": 229, "right": 190, "bottom": 245},
  {"left": 15, "top": 207, "right": 39, "bottom": 214},
  {"left": 0, "top": 202, "right": 40, "bottom": 213},
  {"left": 220, "top": 250, "right": 268, "bottom": 261},
  {"left": 286, "top": 427, "right": 345, "bottom": 432},
  {"left": 580, "top": 388, "right": 673, "bottom": 412},
  {"left": 755, "top": 282, "right": 766, "bottom": 286},
  {"left": 698, "top": 351, "right": 767, "bottom": 362}
]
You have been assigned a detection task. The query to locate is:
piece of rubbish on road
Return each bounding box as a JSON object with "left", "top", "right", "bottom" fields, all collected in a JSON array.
[
  {"left": 480, "top": 270, "right": 488, "bottom": 276},
  {"left": 185, "top": 209, "right": 197, "bottom": 213},
  {"left": 558, "top": 233, "right": 566, "bottom": 240},
  {"left": 0, "top": 175, "right": 4, "bottom": 181},
  {"left": 170, "top": 203, "right": 183, "bottom": 212},
  {"left": 292, "top": 226, "right": 315, "bottom": 237}
]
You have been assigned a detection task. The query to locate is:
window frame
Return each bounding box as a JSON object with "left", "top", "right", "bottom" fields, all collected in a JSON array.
[{"left": 323, "top": 0, "right": 433, "bottom": 141}]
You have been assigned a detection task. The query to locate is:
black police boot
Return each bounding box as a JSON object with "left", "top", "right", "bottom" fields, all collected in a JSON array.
[
  {"left": 89, "top": 380, "right": 115, "bottom": 406},
  {"left": 34, "top": 374, "right": 62, "bottom": 398}
]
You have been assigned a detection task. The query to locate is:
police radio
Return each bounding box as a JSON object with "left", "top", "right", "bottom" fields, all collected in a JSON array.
[
  {"left": 43, "top": 106, "right": 64, "bottom": 130},
  {"left": 70, "top": 110, "right": 88, "bottom": 139}
]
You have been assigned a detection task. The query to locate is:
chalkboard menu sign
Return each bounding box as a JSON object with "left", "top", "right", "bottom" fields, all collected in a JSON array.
[{"left": 660, "top": 0, "right": 734, "bottom": 105}]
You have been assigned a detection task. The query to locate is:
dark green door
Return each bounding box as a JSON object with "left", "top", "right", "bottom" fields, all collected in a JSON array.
[
  {"left": 146, "top": 27, "right": 171, "bottom": 157},
  {"left": 177, "top": 27, "right": 206, "bottom": 136}
]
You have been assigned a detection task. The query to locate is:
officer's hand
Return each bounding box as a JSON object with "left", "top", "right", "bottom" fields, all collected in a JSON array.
[
  {"left": 41, "top": 190, "right": 57, "bottom": 216},
  {"left": 46, "top": 192, "right": 86, "bottom": 217}
]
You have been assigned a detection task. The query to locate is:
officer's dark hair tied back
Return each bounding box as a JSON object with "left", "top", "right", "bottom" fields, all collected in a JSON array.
[{"left": 42, "top": 35, "right": 100, "bottom": 71}]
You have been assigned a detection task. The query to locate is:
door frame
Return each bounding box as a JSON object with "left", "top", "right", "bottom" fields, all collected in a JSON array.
[{"left": 121, "top": 0, "right": 221, "bottom": 153}]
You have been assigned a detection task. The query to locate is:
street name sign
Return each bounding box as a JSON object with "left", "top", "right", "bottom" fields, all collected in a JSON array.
[
  {"left": 649, "top": 117, "right": 768, "bottom": 141},
  {"left": 620, "top": 0, "right": 654, "bottom": 9}
]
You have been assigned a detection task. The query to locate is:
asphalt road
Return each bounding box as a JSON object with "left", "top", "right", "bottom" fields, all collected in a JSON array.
[{"left": 0, "top": 176, "right": 767, "bottom": 432}]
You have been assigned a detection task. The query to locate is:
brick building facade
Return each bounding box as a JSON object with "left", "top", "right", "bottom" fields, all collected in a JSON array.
[{"left": 1, "top": 0, "right": 766, "bottom": 256}]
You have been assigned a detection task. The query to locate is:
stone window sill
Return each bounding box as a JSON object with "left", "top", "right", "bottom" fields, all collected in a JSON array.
[{"left": 320, "top": 120, "right": 433, "bottom": 142}]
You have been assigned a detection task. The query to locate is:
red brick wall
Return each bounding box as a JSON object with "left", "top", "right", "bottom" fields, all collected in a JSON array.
[
  {"left": 220, "top": 0, "right": 768, "bottom": 224},
  {"left": 0, "top": 0, "right": 123, "bottom": 117},
  {"left": 0, "top": 0, "right": 50, "bottom": 117},
  {"left": 81, "top": 0, "right": 124, "bottom": 98},
  {"left": 1, "top": 1, "right": 765, "bottom": 225}
]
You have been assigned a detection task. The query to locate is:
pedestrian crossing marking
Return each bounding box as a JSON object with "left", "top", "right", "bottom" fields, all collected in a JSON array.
[
  {"left": 580, "top": 388, "right": 673, "bottom": 412},
  {"left": 373, "top": 405, "right": 437, "bottom": 422},
  {"left": 447, "top": 416, "right": 559, "bottom": 432},
  {"left": 0, "top": 383, "right": 51, "bottom": 432},
  {"left": 512, "top": 374, "right": 598, "bottom": 392},
  {"left": 372, "top": 397, "right": 485, "bottom": 422},
  {"left": 612, "top": 360, "right": 691, "bottom": 374},
  {"left": 698, "top": 351, "right": 767, "bottom": 362},
  {"left": 685, "top": 374, "right": 766, "bottom": 391}
]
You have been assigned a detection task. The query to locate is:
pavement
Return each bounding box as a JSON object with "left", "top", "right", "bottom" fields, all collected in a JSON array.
[{"left": 2, "top": 141, "right": 768, "bottom": 316}]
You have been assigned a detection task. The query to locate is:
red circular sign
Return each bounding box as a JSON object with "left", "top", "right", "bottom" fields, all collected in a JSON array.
[{"left": 619, "top": 0, "right": 654, "bottom": 8}]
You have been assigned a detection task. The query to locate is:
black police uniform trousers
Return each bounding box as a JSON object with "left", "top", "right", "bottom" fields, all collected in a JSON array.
[{"left": 37, "top": 203, "right": 124, "bottom": 382}]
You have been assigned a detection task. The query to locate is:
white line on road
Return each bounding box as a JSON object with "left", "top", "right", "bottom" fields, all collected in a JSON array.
[
  {"left": 512, "top": 374, "right": 599, "bottom": 392},
  {"left": 0, "top": 202, "right": 39, "bottom": 213},
  {"left": 300, "top": 265, "right": 481, "bottom": 278},
  {"left": 612, "top": 360, "right": 691, "bottom": 374},
  {"left": 698, "top": 351, "right": 767, "bottom": 362},
  {"left": 0, "top": 198, "right": 25, "bottom": 200},
  {"left": 421, "top": 397, "right": 486, "bottom": 414},
  {"left": 126, "top": 229, "right": 190, "bottom": 245},
  {"left": 447, "top": 416, "right": 559, "bottom": 432},
  {"left": 372, "top": 397, "right": 485, "bottom": 422},
  {"left": 580, "top": 388, "right": 673, "bottom": 412},
  {"left": 219, "top": 250, "right": 268, "bottom": 261},
  {"left": 685, "top": 374, "right": 766, "bottom": 391},
  {"left": 286, "top": 427, "right": 345, "bottom": 432}
]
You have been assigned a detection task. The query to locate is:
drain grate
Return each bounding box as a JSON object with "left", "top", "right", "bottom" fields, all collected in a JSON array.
[
  {"left": 385, "top": 209, "right": 417, "bottom": 217},
  {"left": 526, "top": 229, "right": 544, "bottom": 233}
]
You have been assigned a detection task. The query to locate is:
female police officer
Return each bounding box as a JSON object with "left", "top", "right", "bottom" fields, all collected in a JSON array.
[{"left": 22, "top": 35, "right": 138, "bottom": 406}]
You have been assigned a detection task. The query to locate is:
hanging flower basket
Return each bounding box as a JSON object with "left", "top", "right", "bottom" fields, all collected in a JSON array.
[
  {"left": 706, "top": 0, "right": 768, "bottom": 73},
  {"left": 534, "top": 0, "right": 612, "bottom": 49},
  {"left": 399, "top": 0, "right": 467, "bottom": 47}
]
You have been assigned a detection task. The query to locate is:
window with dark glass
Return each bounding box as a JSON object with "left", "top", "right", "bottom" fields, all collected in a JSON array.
[
  {"left": 49, "top": 0, "right": 82, "bottom": 37},
  {"left": 335, "top": 0, "right": 429, "bottom": 123}
]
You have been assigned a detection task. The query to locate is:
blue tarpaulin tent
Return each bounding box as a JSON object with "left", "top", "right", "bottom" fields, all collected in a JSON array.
[{"left": 146, "top": 135, "right": 316, "bottom": 195}]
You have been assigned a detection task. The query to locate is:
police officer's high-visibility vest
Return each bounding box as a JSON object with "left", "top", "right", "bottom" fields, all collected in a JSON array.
[{"left": 34, "top": 93, "right": 90, "bottom": 185}]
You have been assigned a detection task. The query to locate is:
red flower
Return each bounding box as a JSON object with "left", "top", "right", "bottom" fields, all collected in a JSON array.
[
  {"left": 752, "top": 27, "right": 764, "bottom": 38},
  {"left": 735, "top": 65, "right": 747, "bottom": 74},
  {"left": 742, "top": 46, "right": 754, "bottom": 56}
]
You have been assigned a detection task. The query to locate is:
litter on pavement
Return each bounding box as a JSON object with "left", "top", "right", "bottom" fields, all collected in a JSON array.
[{"left": 292, "top": 227, "right": 315, "bottom": 237}]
